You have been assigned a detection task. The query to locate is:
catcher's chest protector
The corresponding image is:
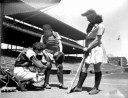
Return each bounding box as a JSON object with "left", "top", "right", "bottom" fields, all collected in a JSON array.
[
  {"left": 43, "top": 32, "right": 59, "bottom": 52},
  {"left": 15, "top": 49, "right": 30, "bottom": 67}
]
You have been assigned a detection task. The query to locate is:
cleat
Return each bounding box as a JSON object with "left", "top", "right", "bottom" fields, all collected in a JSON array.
[
  {"left": 44, "top": 84, "right": 51, "bottom": 89},
  {"left": 59, "top": 84, "right": 67, "bottom": 89},
  {"left": 26, "top": 83, "right": 36, "bottom": 90},
  {"left": 73, "top": 87, "right": 82, "bottom": 92},
  {"left": 17, "top": 83, "right": 27, "bottom": 92},
  {"left": 89, "top": 88, "right": 99, "bottom": 95}
]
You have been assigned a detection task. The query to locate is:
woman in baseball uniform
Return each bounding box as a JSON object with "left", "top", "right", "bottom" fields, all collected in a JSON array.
[
  {"left": 40, "top": 24, "right": 67, "bottom": 89},
  {"left": 73, "top": 9, "right": 107, "bottom": 95},
  {"left": 13, "top": 42, "right": 48, "bottom": 91}
]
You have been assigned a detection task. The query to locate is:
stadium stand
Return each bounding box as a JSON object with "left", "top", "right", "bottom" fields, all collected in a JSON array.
[
  {"left": 1, "top": 55, "right": 72, "bottom": 74},
  {"left": 108, "top": 57, "right": 127, "bottom": 66},
  {"left": 1, "top": 56, "right": 16, "bottom": 68},
  {"left": 1, "top": 49, "right": 73, "bottom": 74},
  {"left": 1, "top": 49, "right": 128, "bottom": 75}
]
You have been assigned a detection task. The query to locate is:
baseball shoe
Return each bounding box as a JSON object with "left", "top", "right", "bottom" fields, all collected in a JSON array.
[
  {"left": 88, "top": 88, "right": 99, "bottom": 95},
  {"left": 59, "top": 84, "right": 67, "bottom": 89},
  {"left": 26, "top": 83, "right": 36, "bottom": 90},
  {"left": 43, "top": 84, "right": 51, "bottom": 89},
  {"left": 73, "top": 87, "right": 82, "bottom": 92},
  {"left": 17, "top": 82, "right": 27, "bottom": 92}
]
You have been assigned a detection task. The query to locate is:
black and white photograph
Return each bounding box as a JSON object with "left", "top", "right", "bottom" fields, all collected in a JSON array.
[{"left": 0, "top": 0, "right": 128, "bottom": 98}]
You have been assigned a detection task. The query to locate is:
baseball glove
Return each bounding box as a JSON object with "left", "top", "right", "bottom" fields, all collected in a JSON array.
[{"left": 53, "top": 51, "right": 65, "bottom": 64}]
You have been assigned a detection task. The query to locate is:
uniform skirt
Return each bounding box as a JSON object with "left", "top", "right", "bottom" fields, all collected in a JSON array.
[{"left": 85, "top": 44, "right": 107, "bottom": 64}]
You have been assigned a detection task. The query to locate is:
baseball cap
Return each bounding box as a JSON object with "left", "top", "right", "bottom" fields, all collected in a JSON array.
[
  {"left": 81, "top": 9, "right": 97, "bottom": 16},
  {"left": 42, "top": 24, "right": 52, "bottom": 30}
]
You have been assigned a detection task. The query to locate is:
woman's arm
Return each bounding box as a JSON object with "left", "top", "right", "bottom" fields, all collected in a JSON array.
[
  {"left": 58, "top": 40, "right": 63, "bottom": 52},
  {"left": 31, "top": 56, "right": 47, "bottom": 69},
  {"left": 86, "top": 24, "right": 104, "bottom": 51},
  {"left": 56, "top": 32, "right": 63, "bottom": 52},
  {"left": 86, "top": 35, "right": 102, "bottom": 51},
  {"left": 40, "top": 35, "right": 43, "bottom": 43},
  {"left": 20, "top": 62, "right": 29, "bottom": 67}
]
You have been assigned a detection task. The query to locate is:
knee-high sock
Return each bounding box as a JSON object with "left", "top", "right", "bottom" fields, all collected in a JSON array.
[
  {"left": 94, "top": 71, "right": 102, "bottom": 90},
  {"left": 77, "top": 72, "right": 87, "bottom": 88}
]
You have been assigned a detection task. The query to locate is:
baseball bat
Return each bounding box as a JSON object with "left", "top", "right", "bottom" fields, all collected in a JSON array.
[{"left": 67, "top": 56, "right": 86, "bottom": 94}]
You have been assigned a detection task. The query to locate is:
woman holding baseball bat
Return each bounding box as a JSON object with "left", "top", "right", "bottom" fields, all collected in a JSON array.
[{"left": 73, "top": 9, "right": 107, "bottom": 95}]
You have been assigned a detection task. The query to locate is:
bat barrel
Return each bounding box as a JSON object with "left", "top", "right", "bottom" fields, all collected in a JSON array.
[{"left": 67, "top": 56, "right": 86, "bottom": 94}]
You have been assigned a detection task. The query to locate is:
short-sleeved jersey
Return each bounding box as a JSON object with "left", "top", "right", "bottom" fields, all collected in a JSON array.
[
  {"left": 86, "top": 24, "right": 105, "bottom": 47},
  {"left": 15, "top": 48, "right": 36, "bottom": 67}
]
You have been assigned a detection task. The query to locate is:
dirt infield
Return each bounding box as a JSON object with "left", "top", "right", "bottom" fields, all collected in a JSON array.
[
  {"left": 1, "top": 72, "right": 128, "bottom": 98},
  {"left": 1, "top": 63, "right": 128, "bottom": 98}
]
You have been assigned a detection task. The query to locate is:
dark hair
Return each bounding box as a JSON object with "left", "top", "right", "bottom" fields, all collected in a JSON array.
[
  {"left": 86, "top": 23, "right": 95, "bottom": 33},
  {"left": 86, "top": 15, "right": 103, "bottom": 33},
  {"left": 95, "top": 15, "right": 103, "bottom": 24},
  {"left": 32, "top": 42, "right": 46, "bottom": 51}
]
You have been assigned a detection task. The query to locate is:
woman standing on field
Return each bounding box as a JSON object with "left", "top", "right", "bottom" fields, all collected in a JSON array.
[{"left": 73, "top": 9, "right": 107, "bottom": 95}]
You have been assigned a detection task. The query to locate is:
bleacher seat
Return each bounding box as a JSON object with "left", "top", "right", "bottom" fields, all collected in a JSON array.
[{"left": 1, "top": 56, "right": 16, "bottom": 68}]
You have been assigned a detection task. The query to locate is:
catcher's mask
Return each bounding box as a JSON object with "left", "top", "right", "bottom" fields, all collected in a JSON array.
[{"left": 53, "top": 51, "right": 65, "bottom": 64}]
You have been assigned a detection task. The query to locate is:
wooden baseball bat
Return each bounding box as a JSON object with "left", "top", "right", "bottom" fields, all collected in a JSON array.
[{"left": 67, "top": 56, "right": 86, "bottom": 94}]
